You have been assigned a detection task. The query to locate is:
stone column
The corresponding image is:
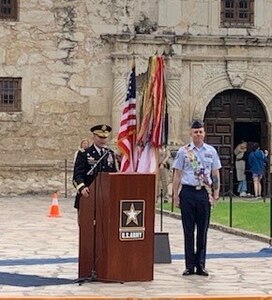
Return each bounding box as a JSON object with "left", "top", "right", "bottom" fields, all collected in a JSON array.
[
  {"left": 166, "top": 58, "right": 183, "bottom": 145},
  {"left": 111, "top": 58, "right": 128, "bottom": 140}
]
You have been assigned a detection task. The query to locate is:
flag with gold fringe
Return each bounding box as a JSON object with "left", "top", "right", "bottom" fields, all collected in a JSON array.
[{"left": 137, "top": 55, "right": 168, "bottom": 173}]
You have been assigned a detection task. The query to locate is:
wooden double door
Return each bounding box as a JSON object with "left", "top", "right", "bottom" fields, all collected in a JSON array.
[{"left": 204, "top": 89, "right": 269, "bottom": 195}]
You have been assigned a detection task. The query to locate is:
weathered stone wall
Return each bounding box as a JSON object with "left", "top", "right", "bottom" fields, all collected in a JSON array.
[
  {"left": 157, "top": 0, "right": 272, "bottom": 36},
  {"left": 1, "top": 0, "right": 272, "bottom": 195},
  {"left": 0, "top": 162, "right": 70, "bottom": 196}
]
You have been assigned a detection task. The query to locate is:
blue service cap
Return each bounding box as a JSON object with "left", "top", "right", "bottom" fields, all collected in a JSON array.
[{"left": 191, "top": 120, "right": 204, "bottom": 129}]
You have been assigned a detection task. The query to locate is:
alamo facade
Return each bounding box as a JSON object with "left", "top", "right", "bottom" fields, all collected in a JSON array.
[{"left": 0, "top": 0, "right": 272, "bottom": 195}]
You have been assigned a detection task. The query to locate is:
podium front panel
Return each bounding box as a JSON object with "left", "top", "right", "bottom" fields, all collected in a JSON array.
[{"left": 95, "top": 172, "right": 155, "bottom": 282}]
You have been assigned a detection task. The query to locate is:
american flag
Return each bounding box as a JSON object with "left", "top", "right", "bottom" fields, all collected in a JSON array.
[{"left": 117, "top": 64, "right": 137, "bottom": 172}]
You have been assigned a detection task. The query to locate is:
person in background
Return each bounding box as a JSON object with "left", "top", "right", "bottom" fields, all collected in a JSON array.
[
  {"left": 73, "top": 138, "right": 90, "bottom": 165},
  {"left": 234, "top": 141, "right": 249, "bottom": 197},
  {"left": 157, "top": 145, "right": 171, "bottom": 203},
  {"left": 244, "top": 141, "right": 254, "bottom": 195},
  {"left": 248, "top": 142, "right": 268, "bottom": 199},
  {"left": 73, "top": 124, "right": 118, "bottom": 211},
  {"left": 244, "top": 141, "right": 254, "bottom": 196},
  {"left": 172, "top": 120, "right": 221, "bottom": 277}
]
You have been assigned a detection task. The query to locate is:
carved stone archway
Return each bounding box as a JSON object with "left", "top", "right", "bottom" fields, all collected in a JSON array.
[{"left": 204, "top": 89, "right": 269, "bottom": 195}]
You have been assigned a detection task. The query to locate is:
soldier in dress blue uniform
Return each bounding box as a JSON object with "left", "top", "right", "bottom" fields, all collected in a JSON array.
[
  {"left": 172, "top": 120, "right": 221, "bottom": 276},
  {"left": 73, "top": 124, "right": 118, "bottom": 209}
]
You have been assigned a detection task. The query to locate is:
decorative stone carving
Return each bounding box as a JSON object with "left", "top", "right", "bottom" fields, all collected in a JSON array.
[
  {"left": 112, "top": 58, "right": 129, "bottom": 78},
  {"left": 112, "top": 57, "right": 129, "bottom": 137},
  {"left": 226, "top": 61, "right": 248, "bottom": 88},
  {"left": 166, "top": 58, "right": 183, "bottom": 144},
  {"left": 167, "top": 79, "right": 181, "bottom": 107},
  {"left": 167, "top": 58, "right": 182, "bottom": 80},
  {"left": 203, "top": 63, "right": 225, "bottom": 81},
  {"left": 248, "top": 63, "right": 271, "bottom": 86},
  {"left": 134, "top": 13, "right": 157, "bottom": 34},
  {"left": 191, "top": 63, "right": 203, "bottom": 96},
  {"left": 135, "top": 56, "right": 149, "bottom": 76},
  {"left": 112, "top": 78, "right": 127, "bottom": 107},
  {"left": 245, "top": 76, "right": 272, "bottom": 110},
  {"left": 191, "top": 102, "right": 203, "bottom": 121},
  {"left": 196, "top": 75, "right": 230, "bottom": 119}
]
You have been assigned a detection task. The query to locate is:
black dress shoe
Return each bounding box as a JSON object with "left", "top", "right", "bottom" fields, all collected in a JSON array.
[
  {"left": 182, "top": 268, "right": 195, "bottom": 276},
  {"left": 196, "top": 267, "right": 209, "bottom": 276}
]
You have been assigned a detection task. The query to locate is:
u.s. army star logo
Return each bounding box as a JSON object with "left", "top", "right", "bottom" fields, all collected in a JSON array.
[
  {"left": 119, "top": 200, "right": 145, "bottom": 241},
  {"left": 123, "top": 203, "right": 141, "bottom": 225}
]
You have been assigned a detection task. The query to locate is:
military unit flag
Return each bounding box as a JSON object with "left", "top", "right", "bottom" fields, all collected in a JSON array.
[
  {"left": 137, "top": 55, "right": 167, "bottom": 173},
  {"left": 118, "top": 55, "right": 168, "bottom": 173}
]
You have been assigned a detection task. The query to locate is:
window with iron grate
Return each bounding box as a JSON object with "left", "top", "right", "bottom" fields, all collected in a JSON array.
[
  {"left": 0, "top": 0, "right": 18, "bottom": 21},
  {"left": 0, "top": 78, "right": 22, "bottom": 112},
  {"left": 221, "top": 0, "right": 254, "bottom": 27}
]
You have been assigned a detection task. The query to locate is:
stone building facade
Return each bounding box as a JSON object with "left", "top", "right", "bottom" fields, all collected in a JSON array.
[{"left": 0, "top": 0, "right": 272, "bottom": 195}]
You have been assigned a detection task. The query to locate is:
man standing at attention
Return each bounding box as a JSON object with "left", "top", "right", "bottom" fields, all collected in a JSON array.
[
  {"left": 73, "top": 124, "right": 118, "bottom": 210},
  {"left": 172, "top": 120, "right": 221, "bottom": 276}
]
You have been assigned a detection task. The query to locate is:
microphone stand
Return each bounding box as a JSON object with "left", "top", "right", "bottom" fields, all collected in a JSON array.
[{"left": 75, "top": 149, "right": 124, "bottom": 285}]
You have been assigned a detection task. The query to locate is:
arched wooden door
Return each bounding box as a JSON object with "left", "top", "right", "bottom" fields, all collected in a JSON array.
[
  {"left": 204, "top": 89, "right": 269, "bottom": 195},
  {"left": 205, "top": 120, "right": 233, "bottom": 196}
]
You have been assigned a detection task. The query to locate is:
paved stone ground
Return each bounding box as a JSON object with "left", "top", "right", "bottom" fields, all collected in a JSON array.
[{"left": 0, "top": 195, "right": 272, "bottom": 297}]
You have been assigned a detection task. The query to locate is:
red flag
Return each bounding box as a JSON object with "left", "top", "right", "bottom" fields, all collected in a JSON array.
[
  {"left": 151, "top": 56, "right": 165, "bottom": 147},
  {"left": 117, "top": 64, "right": 137, "bottom": 172},
  {"left": 137, "top": 56, "right": 167, "bottom": 173}
]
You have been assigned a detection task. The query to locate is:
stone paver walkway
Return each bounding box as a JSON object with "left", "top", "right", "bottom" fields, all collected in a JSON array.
[{"left": 0, "top": 195, "right": 272, "bottom": 297}]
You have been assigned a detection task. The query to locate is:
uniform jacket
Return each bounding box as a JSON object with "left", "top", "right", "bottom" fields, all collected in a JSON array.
[{"left": 73, "top": 144, "right": 117, "bottom": 194}]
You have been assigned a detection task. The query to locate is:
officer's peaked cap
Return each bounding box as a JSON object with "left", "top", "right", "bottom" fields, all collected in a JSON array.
[{"left": 90, "top": 124, "right": 112, "bottom": 138}]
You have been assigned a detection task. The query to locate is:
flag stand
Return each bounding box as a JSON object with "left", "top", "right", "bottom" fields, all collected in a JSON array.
[{"left": 154, "top": 189, "right": 172, "bottom": 264}]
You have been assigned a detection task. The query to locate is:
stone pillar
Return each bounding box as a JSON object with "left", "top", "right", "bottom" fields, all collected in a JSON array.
[
  {"left": 166, "top": 58, "right": 183, "bottom": 145},
  {"left": 111, "top": 58, "right": 128, "bottom": 140}
]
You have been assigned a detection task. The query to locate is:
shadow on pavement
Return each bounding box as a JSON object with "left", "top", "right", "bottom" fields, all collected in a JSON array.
[
  {"left": 0, "top": 257, "right": 77, "bottom": 266},
  {"left": 172, "top": 249, "right": 272, "bottom": 260},
  {"left": 0, "top": 272, "right": 74, "bottom": 287}
]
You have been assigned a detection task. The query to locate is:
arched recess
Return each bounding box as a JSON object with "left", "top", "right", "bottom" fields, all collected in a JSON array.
[{"left": 204, "top": 89, "right": 269, "bottom": 195}]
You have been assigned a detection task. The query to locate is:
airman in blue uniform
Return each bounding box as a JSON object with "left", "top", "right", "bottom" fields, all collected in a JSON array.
[{"left": 172, "top": 120, "right": 221, "bottom": 276}]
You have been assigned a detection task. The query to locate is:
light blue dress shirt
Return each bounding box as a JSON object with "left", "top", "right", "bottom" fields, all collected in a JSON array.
[{"left": 173, "top": 142, "right": 222, "bottom": 186}]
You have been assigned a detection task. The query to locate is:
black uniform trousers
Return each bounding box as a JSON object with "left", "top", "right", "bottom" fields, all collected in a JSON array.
[{"left": 179, "top": 185, "right": 211, "bottom": 270}]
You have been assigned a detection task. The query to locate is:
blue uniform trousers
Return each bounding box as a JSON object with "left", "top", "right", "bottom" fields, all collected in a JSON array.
[{"left": 179, "top": 185, "right": 211, "bottom": 269}]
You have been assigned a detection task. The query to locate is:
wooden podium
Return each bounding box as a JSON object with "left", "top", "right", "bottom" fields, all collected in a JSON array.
[{"left": 78, "top": 172, "right": 155, "bottom": 282}]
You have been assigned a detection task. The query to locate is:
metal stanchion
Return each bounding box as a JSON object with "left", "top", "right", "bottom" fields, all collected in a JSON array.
[
  {"left": 171, "top": 170, "right": 174, "bottom": 212},
  {"left": 260, "top": 182, "right": 272, "bottom": 253},
  {"left": 263, "top": 172, "right": 267, "bottom": 203},
  {"left": 64, "top": 159, "right": 67, "bottom": 198},
  {"left": 222, "top": 167, "right": 225, "bottom": 200},
  {"left": 259, "top": 172, "right": 272, "bottom": 253},
  {"left": 229, "top": 169, "right": 234, "bottom": 228},
  {"left": 268, "top": 171, "right": 272, "bottom": 246},
  {"left": 270, "top": 194, "right": 272, "bottom": 242}
]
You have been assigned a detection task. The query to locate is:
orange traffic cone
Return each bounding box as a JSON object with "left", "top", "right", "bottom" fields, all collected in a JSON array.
[{"left": 48, "top": 192, "right": 61, "bottom": 217}]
